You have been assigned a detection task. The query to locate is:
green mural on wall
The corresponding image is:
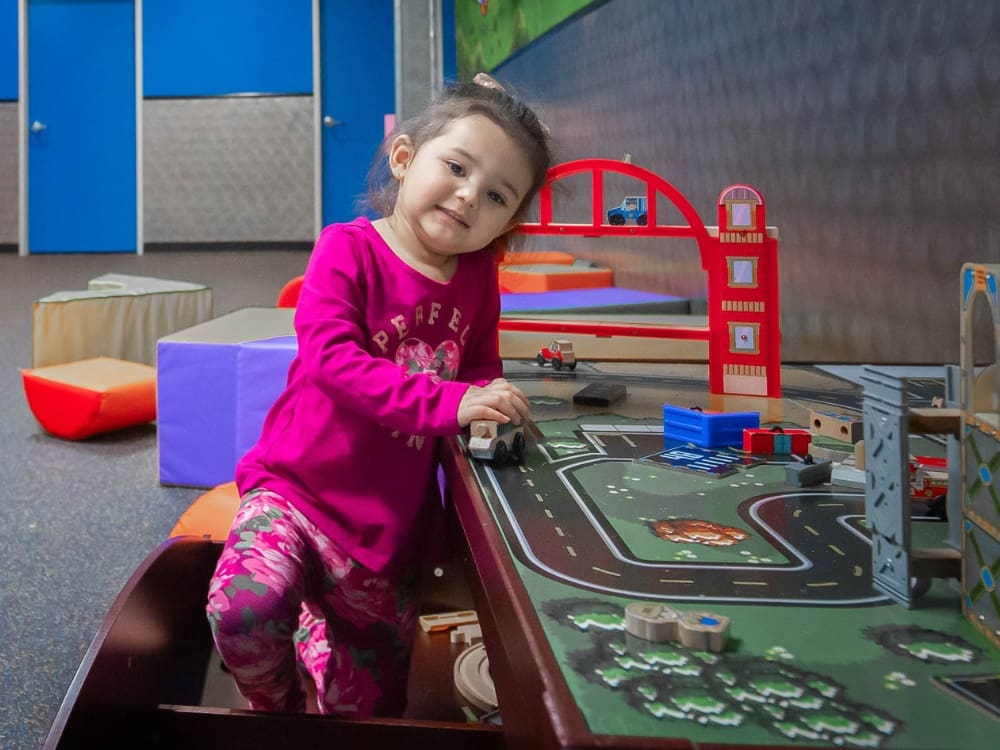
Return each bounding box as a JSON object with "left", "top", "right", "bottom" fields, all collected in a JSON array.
[{"left": 456, "top": 0, "right": 597, "bottom": 80}]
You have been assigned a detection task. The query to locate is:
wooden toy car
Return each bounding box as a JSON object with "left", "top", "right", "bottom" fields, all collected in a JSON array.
[
  {"left": 536, "top": 339, "right": 576, "bottom": 370},
  {"left": 468, "top": 419, "right": 525, "bottom": 463},
  {"left": 607, "top": 196, "right": 648, "bottom": 226}
]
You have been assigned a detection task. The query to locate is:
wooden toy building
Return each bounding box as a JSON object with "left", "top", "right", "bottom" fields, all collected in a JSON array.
[
  {"left": 958, "top": 263, "right": 1000, "bottom": 646},
  {"left": 862, "top": 263, "right": 1000, "bottom": 647}
]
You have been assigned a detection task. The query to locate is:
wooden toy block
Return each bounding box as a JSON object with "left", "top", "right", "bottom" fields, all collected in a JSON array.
[
  {"left": 809, "top": 409, "right": 863, "bottom": 443},
  {"left": 450, "top": 623, "right": 483, "bottom": 645},
  {"left": 419, "top": 610, "right": 478, "bottom": 633},
  {"left": 831, "top": 454, "right": 866, "bottom": 489},
  {"left": 854, "top": 439, "right": 866, "bottom": 470},
  {"left": 785, "top": 457, "right": 832, "bottom": 487},
  {"left": 909, "top": 407, "right": 961, "bottom": 436},
  {"left": 911, "top": 547, "right": 961, "bottom": 580},
  {"left": 574, "top": 382, "right": 626, "bottom": 406},
  {"left": 676, "top": 610, "right": 731, "bottom": 653},
  {"left": 624, "top": 602, "right": 730, "bottom": 652},
  {"left": 742, "top": 426, "right": 811, "bottom": 455},
  {"left": 624, "top": 602, "right": 679, "bottom": 642},
  {"left": 808, "top": 443, "right": 854, "bottom": 462}
]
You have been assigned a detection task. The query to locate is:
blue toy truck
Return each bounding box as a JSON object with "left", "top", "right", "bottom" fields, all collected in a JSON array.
[{"left": 607, "top": 196, "right": 648, "bottom": 226}]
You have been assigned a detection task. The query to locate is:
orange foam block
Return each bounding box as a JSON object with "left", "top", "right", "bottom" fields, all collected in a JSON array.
[
  {"left": 22, "top": 357, "right": 156, "bottom": 440},
  {"left": 498, "top": 264, "right": 613, "bottom": 293},
  {"left": 500, "top": 250, "right": 577, "bottom": 266},
  {"left": 276, "top": 275, "right": 304, "bottom": 308},
  {"left": 170, "top": 481, "right": 241, "bottom": 540}
]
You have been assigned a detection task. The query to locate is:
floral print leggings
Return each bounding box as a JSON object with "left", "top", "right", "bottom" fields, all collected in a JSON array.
[{"left": 205, "top": 489, "right": 418, "bottom": 717}]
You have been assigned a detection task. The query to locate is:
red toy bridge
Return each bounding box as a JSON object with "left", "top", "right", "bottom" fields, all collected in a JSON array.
[{"left": 505, "top": 158, "right": 781, "bottom": 399}]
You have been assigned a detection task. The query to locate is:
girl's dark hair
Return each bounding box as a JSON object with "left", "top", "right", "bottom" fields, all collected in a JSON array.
[{"left": 364, "top": 76, "right": 553, "bottom": 256}]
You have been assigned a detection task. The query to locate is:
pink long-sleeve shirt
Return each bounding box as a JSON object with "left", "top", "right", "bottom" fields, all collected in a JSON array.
[{"left": 236, "top": 217, "right": 502, "bottom": 574}]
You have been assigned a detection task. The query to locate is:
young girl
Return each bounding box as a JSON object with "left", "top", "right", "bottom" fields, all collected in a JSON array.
[{"left": 205, "top": 75, "right": 553, "bottom": 718}]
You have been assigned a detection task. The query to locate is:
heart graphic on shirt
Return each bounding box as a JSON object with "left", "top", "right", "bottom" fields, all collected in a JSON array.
[{"left": 396, "top": 338, "right": 460, "bottom": 381}]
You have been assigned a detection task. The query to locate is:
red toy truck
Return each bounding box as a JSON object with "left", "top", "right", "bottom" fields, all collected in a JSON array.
[{"left": 536, "top": 339, "right": 577, "bottom": 371}]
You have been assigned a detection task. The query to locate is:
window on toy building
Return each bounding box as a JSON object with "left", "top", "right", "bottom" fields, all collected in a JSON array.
[
  {"left": 970, "top": 292, "right": 998, "bottom": 420},
  {"left": 728, "top": 257, "right": 758, "bottom": 287},
  {"left": 729, "top": 323, "right": 760, "bottom": 355},
  {"left": 725, "top": 200, "right": 757, "bottom": 230}
]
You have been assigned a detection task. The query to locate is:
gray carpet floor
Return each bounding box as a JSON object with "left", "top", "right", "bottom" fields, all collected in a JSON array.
[{"left": 0, "top": 248, "right": 311, "bottom": 750}]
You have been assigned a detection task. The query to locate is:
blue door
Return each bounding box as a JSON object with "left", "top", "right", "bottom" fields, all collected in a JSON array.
[
  {"left": 28, "top": 0, "right": 136, "bottom": 253},
  {"left": 319, "top": 0, "right": 393, "bottom": 226}
]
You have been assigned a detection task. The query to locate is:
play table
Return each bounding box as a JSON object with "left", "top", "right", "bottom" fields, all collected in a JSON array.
[{"left": 442, "top": 360, "right": 999, "bottom": 750}]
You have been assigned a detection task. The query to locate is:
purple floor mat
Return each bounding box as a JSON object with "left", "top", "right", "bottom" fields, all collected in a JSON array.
[{"left": 501, "top": 287, "right": 690, "bottom": 314}]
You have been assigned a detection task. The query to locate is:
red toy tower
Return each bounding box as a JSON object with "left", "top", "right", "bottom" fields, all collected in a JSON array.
[{"left": 705, "top": 186, "right": 781, "bottom": 398}]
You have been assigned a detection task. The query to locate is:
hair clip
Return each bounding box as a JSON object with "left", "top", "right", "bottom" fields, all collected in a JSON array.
[
  {"left": 472, "top": 72, "right": 505, "bottom": 92},
  {"left": 471, "top": 72, "right": 550, "bottom": 138}
]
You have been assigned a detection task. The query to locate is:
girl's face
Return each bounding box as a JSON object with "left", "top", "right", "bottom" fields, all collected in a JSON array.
[{"left": 387, "top": 114, "right": 534, "bottom": 267}]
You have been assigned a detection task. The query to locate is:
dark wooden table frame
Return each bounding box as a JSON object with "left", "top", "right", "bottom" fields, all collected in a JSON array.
[{"left": 42, "top": 536, "right": 503, "bottom": 750}]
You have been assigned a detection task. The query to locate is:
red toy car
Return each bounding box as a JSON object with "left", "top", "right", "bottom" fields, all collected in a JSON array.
[
  {"left": 536, "top": 339, "right": 577, "bottom": 371},
  {"left": 909, "top": 455, "right": 948, "bottom": 500}
]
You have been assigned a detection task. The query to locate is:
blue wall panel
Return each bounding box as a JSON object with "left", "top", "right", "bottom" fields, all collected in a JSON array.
[
  {"left": 442, "top": 0, "right": 455, "bottom": 83},
  {"left": 0, "top": 0, "right": 17, "bottom": 99},
  {"left": 29, "top": 0, "right": 135, "bottom": 252},
  {"left": 319, "top": 0, "right": 393, "bottom": 224},
  {"left": 143, "top": 0, "right": 311, "bottom": 97}
]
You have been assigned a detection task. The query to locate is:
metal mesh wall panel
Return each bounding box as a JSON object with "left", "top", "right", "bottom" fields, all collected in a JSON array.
[
  {"left": 143, "top": 96, "right": 314, "bottom": 244},
  {"left": 0, "top": 103, "right": 17, "bottom": 245}
]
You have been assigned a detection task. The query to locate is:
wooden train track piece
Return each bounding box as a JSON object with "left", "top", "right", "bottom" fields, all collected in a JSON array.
[{"left": 453, "top": 643, "right": 497, "bottom": 712}]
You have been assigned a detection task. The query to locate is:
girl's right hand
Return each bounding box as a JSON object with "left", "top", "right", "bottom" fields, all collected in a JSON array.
[{"left": 457, "top": 378, "right": 531, "bottom": 428}]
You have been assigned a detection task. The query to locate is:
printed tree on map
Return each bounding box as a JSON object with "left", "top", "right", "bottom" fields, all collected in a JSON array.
[{"left": 544, "top": 599, "right": 900, "bottom": 747}]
